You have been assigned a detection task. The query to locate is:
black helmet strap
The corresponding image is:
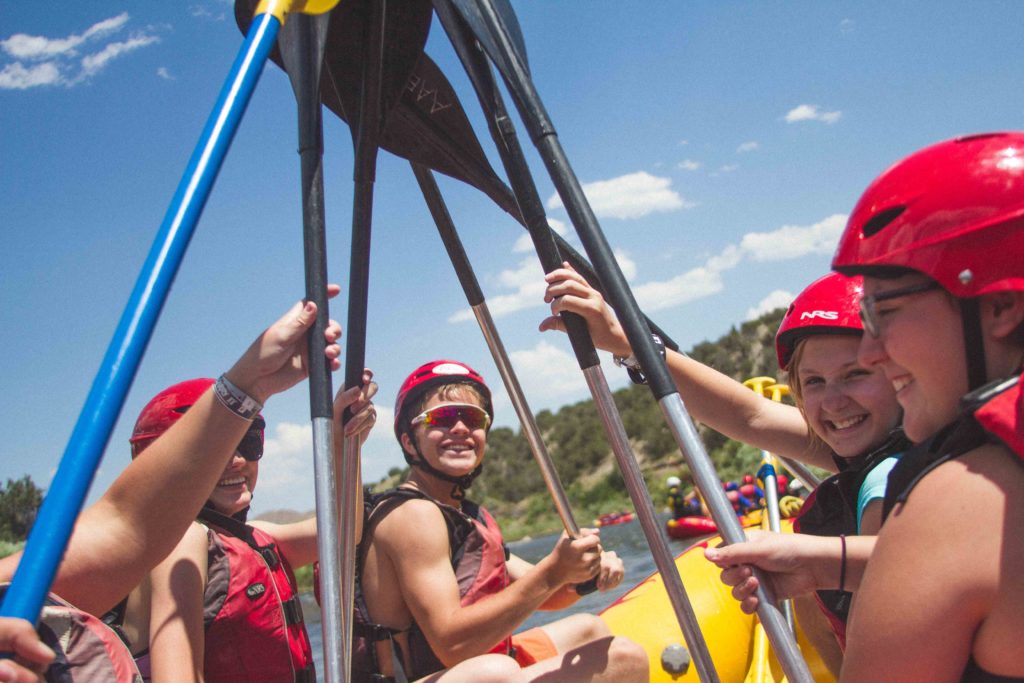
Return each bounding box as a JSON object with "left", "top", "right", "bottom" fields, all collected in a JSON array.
[
  {"left": 962, "top": 297, "right": 988, "bottom": 391},
  {"left": 401, "top": 437, "right": 482, "bottom": 501}
]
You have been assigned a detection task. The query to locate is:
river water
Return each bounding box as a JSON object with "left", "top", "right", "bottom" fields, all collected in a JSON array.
[{"left": 304, "top": 512, "right": 685, "bottom": 678}]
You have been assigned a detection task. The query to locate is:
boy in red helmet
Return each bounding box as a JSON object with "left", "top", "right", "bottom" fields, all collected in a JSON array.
[
  {"left": 351, "top": 360, "right": 648, "bottom": 682},
  {"left": 710, "top": 133, "right": 1024, "bottom": 680}
]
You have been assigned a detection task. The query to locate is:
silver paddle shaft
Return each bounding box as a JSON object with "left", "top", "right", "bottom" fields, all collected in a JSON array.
[
  {"left": 472, "top": 303, "right": 581, "bottom": 537},
  {"left": 584, "top": 367, "right": 720, "bottom": 683}
]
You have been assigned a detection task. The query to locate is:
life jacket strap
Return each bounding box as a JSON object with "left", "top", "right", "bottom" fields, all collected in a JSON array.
[
  {"left": 294, "top": 663, "right": 316, "bottom": 683},
  {"left": 282, "top": 595, "right": 304, "bottom": 626}
]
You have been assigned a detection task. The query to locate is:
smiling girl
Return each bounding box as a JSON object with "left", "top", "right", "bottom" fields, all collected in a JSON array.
[
  {"left": 541, "top": 267, "right": 905, "bottom": 674},
  {"left": 830, "top": 132, "right": 1024, "bottom": 681}
]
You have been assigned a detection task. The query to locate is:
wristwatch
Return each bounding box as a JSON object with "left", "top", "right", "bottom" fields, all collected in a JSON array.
[{"left": 613, "top": 333, "right": 666, "bottom": 385}]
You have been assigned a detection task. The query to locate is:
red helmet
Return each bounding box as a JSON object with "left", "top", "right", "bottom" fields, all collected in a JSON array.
[
  {"left": 833, "top": 132, "right": 1024, "bottom": 297},
  {"left": 775, "top": 273, "right": 864, "bottom": 370},
  {"left": 393, "top": 360, "right": 493, "bottom": 439}
]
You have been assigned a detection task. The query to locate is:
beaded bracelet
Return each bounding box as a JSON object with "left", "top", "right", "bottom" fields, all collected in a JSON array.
[{"left": 214, "top": 374, "right": 263, "bottom": 421}]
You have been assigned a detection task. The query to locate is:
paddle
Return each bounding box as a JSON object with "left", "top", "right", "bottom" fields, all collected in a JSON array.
[
  {"left": 274, "top": 9, "right": 350, "bottom": 680},
  {"left": 0, "top": 0, "right": 337, "bottom": 632},
  {"left": 267, "top": 18, "right": 682, "bottom": 352},
  {"left": 744, "top": 377, "right": 795, "bottom": 632},
  {"left": 434, "top": 4, "right": 719, "bottom": 678},
  {"left": 412, "top": 162, "right": 599, "bottom": 596},
  {"left": 438, "top": 1, "right": 814, "bottom": 680}
]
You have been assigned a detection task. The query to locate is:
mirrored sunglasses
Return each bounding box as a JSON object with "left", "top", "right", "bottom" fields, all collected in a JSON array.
[{"left": 410, "top": 403, "right": 491, "bottom": 431}]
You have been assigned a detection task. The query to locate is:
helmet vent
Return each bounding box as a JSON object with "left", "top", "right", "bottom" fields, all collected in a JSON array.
[{"left": 862, "top": 206, "right": 905, "bottom": 237}]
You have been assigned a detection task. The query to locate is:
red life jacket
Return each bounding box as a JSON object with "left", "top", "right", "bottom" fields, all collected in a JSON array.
[
  {"left": 974, "top": 372, "right": 1024, "bottom": 457},
  {"left": 347, "top": 488, "right": 512, "bottom": 683},
  {"left": 197, "top": 508, "right": 316, "bottom": 683},
  {"left": 0, "top": 585, "right": 142, "bottom": 682}
]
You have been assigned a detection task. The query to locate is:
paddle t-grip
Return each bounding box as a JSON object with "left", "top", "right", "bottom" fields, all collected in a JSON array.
[{"left": 574, "top": 576, "right": 599, "bottom": 596}]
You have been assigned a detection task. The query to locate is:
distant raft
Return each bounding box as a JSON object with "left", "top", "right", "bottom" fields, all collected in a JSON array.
[
  {"left": 665, "top": 509, "right": 764, "bottom": 540},
  {"left": 601, "top": 517, "right": 835, "bottom": 682},
  {"left": 594, "top": 511, "right": 635, "bottom": 527}
]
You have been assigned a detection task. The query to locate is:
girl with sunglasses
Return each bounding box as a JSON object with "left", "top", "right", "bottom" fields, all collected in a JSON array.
[
  {"left": 0, "top": 290, "right": 345, "bottom": 681},
  {"left": 710, "top": 133, "right": 1024, "bottom": 681},
  {"left": 115, "top": 368, "right": 377, "bottom": 683},
  {"left": 351, "top": 360, "right": 648, "bottom": 682},
  {"left": 541, "top": 267, "right": 905, "bottom": 676}
]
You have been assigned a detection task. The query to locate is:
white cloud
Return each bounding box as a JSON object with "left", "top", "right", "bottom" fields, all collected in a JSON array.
[
  {"left": 80, "top": 35, "right": 159, "bottom": 78},
  {"left": 784, "top": 104, "right": 842, "bottom": 124},
  {"left": 0, "top": 14, "right": 158, "bottom": 90},
  {"left": 448, "top": 257, "right": 546, "bottom": 323},
  {"left": 678, "top": 139, "right": 689, "bottom": 146},
  {"left": 255, "top": 405, "right": 407, "bottom": 511},
  {"left": 632, "top": 267, "right": 727, "bottom": 312},
  {"left": 840, "top": 19, "right": 855, "bottom": 35},
  {"left": 613, "top": 249, "right": 638, "bottom": 282},
  {"left": 630, "top": 245, "right": 738, "bottom": 312},
  {"left": 450, "top": 247, "right": 637, "bottom": 324},
  {"left": 156, "top": 66, "right": 173, "bottom": 80},
  {"left": 746, "top": 290, "right": 794, "bottom": 320},
  {"left": 0, "top": 61, "right": 60, "bottom": 89},
  {"left": 190, "top": 3, "right": 230, "bottom": 21},
  {"left": 1, "top": 14, "right": 129, "bottom": 60},
  {"left": 739, "top": 214, "right": 847, "bottom": 262},
  {"left": 513, "top": 218, "right": 567, "bottom": 253},
  {"left": 677, "top": 159, "right": 701, "bottom": 171},
  {"left": 715, "top": 164, "right": 739, "bottom": 175},
  {"left": 509, "top": 341, "right": 589, "bottom": 399},
  {"left": 546, "top": 171, "right": 694, "bottom": 220},
  {"left": 602, "top": 214, "right": 845, "bottom": 314},
  {"left": 258, "top": 422, "right": 314, "bottom": 498},
  {"left": 737, "top": 141, "right": 759, "bottom": 153}
]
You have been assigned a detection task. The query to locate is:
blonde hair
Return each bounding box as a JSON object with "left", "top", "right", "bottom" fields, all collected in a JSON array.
[{"left": 785, "top": 338, "right": 829, "bottom": 453}]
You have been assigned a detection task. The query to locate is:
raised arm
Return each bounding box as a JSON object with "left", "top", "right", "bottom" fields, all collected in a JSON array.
[
  {"left": 541, "top": 265, "right": 833, "bottom": 470},
  {"left": 0, "top": 289, "right": 343, "bottom": 616},
  {"left": 252, "top": 370, "right": 378, "bottom": 568}
]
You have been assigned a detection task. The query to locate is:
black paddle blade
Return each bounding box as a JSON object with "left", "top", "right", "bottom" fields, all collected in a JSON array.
[
  {"left": 235, "top": 0, "right": 433, "bottom": 140},
  {"left": 440, "top": 0, "right": 529, "bottom": 78},
  {"left": 372, "top": 52, "right": 520, "bottom": 214}
]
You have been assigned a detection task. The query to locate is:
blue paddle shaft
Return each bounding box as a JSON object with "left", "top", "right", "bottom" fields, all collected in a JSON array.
[{"left": 0, "top": 12, "right": 281, "bottom": 625}]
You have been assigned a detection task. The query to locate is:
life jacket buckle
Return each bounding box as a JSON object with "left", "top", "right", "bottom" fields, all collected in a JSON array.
[
  {"left": 283, "top": 596, "right": 305, "bottom": 626},
  {"left": 259, "top": 545, "right": 280, "bottom": 569}
]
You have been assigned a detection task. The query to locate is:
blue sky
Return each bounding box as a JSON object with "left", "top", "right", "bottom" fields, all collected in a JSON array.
[{"left": 3, "top": 1, "right": 1023, "bottom": 515}]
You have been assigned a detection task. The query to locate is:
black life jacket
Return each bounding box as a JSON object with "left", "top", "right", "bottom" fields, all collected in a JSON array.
[
  {"left": 883, "top": 374, "right": 1023, "bottom": 520},
  {"left": 793, "top": 428, "right": 909, "bottom": 645}
]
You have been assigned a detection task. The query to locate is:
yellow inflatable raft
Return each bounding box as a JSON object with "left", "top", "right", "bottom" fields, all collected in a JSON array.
[{"left": 600, "top": 518, "right": 835, "bottom": 682}]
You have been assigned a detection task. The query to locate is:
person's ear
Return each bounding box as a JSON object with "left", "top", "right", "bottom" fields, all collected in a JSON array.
[
  {"left": 983, "top": 291, "right": 1024, "bottom": 340},
  {"left": 400, "top": 431, "right": 417, "bottom": 456}
]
